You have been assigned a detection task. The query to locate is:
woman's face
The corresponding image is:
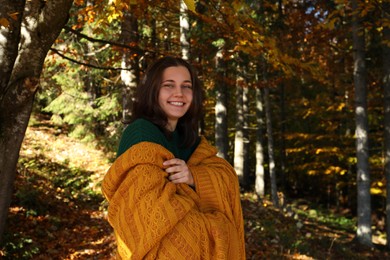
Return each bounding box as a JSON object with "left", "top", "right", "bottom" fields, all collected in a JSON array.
[{"left": 158, "top": 65, "right": 193, "bottom": 131}]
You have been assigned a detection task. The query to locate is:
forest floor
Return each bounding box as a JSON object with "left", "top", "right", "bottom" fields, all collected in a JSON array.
[{"left": 1, "top": 115, "right": 390, "bottom": 259}]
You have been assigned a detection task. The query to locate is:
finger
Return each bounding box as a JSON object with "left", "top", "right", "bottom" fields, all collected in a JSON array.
[
  {"left": 165, "top": 165, "right": 183, "bottom": 174},
  {"left": 168, "top": 172, "right": 184, "bottom": 181},
  {"left": 163, "top": 158, "right": 184, "bottom": 167},
  {"left": 169, "top": 172, "right": 194, "bottom": 186}
]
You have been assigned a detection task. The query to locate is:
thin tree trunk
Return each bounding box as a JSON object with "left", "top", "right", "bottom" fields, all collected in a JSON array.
[
  {"left": 234, "top": 72, "right": 244, "bottom": 185},
  {"left": 85, "top": 1, "right": 98, "bottom": 109},
  {"left": 264, "top": 86, "right": 279, "bottom": 207},
  {"left": 279, "top": 82, "right": 287, "bottom": 193},
  {"left": 255, "top": 83, "right": 265, "bottom": 197},
  {"left": 242, "top": 84, "right": 250, "bottom": 188},
  {"left": 180, "top": 0, "right": 190, "bottom": 60},
  {"left": 382, "top": 0, "right": 390, "bottom": 250},
  {"left": 351, "top": 0, "right": 372, "bottom": 246},
  {"left": 120, "top": 5, "right": 139, "bottom": 123},
  {"left": 215, "top": 47, "right": 229, "bottom": 160},
  {"left": 0, "top": 0, "right": 73, "bottom": 243}
]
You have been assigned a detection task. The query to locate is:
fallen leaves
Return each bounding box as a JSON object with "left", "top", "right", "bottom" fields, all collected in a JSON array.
[{"left": 1, "top": 115, "right": 389, "bottom": 259}]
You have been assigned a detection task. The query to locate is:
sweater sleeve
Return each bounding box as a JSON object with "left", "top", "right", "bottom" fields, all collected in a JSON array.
[{"left": 188, "top": 137, "right": 245, "bottom": 257}]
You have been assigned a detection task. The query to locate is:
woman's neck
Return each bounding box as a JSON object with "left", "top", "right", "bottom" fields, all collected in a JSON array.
[{"left": 166, "top": 121, "right": 177, "bottom": 132}]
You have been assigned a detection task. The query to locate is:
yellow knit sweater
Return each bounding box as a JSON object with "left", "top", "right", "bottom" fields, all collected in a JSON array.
[{"left": 102, "top": 137, "right": 246, "bottom": 259}]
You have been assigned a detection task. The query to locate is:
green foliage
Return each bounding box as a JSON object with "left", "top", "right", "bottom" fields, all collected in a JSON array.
[
  {"left": 294, "top": 206, "right": 356, "bottom": 231},
  {"left": 1, "top": 233, "right": 40, "bottom": 259},
  {"left": 39, "top": 57, "right": 122, "bottom": 147}
]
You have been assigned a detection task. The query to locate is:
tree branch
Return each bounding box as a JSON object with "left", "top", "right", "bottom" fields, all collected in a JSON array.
[
  {"left": 49, "top": 48, "right": 132, "bottom": 71},
  {"left": 63, "top": 25, "right": 147, "bottom": 55}
]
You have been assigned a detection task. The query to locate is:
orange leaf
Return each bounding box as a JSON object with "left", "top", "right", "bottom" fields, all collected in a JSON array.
[
  {"left": 0, "top": 18, "right": 10, "bottom": 28},
  {"left": 9, "top": 12, "right": 20, "bottom": 21}
]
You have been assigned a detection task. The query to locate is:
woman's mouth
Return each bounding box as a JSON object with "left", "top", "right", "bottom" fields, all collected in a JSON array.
[{"left": 168, "top": 101, "right": 185, "bottom": 106}]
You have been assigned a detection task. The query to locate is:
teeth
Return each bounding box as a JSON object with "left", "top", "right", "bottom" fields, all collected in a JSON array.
[{"left": 169, "top": 102, "right": 184, "bottom": 106}]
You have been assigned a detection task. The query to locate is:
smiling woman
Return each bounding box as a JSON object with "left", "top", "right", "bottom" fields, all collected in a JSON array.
[
  {"left": 158, "top": 65, "right": 193, "bottom": 131},
  {"left": 102, "top": 56, "right": 246, "bottom": 259}
]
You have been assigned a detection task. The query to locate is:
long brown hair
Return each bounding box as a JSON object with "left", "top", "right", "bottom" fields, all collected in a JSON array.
[{"left": 132, "top": 56, "right": 203, "bottom": 148}]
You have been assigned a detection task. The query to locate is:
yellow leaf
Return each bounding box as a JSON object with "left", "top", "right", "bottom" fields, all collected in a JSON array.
[
  {"left": 370, "top": 187, "right": 382, "bottom": 195},
  {"left": 337, "top": 102, "right": 346, "bottom": 111},
  {"left": 183, "top": 0, "right": 196, "bottom": 13}
]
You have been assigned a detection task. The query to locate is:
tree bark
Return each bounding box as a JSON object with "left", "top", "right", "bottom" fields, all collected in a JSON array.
[
  {"left": 279, "top": 81, "right": 287, "bottom": 192},
  {"left": 180, "top": 0, "right": 190, "bottom": 60},
  {"left": 234, "top": 59, "right": 251, "bottom": 189},
  {"left": 215, "top": 47, "right": 229, "bottom": 160},
  {"left": 120, "top": 4, "right": 140, "bottom": 124},
  {"left": 351, "top": 0, "right": 372, "bottom": 246},
  {"left": 264, "top": 86, "right": 279, "bottom": 207},
  {"left": 234, "top": 69, "right": 244, "bottom": 185},
  {"left": 382, "top": 0, "right": 390, "bottom": 250},
  {"left": 242, "top": 83, "right": 250, "bottom": 189},
  {"left": 255, "top": 81, "right": 265, "bottom": 197},
  {"left": 0, "top": 0, "right": 73, "bottom": 243}
]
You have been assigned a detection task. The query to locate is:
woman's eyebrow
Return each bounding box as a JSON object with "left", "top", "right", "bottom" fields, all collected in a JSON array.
[
  {"left": 161, "top": 79, "right": 174, "bottom": 83},
  {"left": 161, "top": 79, "right": 192, "bottom": 83}
]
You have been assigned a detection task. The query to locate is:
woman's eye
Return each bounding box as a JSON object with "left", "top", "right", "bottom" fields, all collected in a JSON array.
[
  {"left": 183, "top": 85, "right": 193, "bottom": 89},
  {"left": 162, "top": 84, "right": 174, "bottom": 88}
]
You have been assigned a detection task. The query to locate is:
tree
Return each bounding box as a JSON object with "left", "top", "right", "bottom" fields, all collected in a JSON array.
[
  {"left": 234, "top": 56, "right": 251, "bottom": 189},
  {"left": 242, "top": 70, "right": 250, "bottom": 189},
  {"left": 264, "top": 84, "right": 279, "bottom": 207},
  {"left": 214, "top": 43, "right": 229, "bottom": 160},
  {"left": 351, "top": 0, "right": 372, "bottom": 246},
  {"left": 255, "top": 61, "right": 265, "bottom": 197},
  {"left": 120, "top": 3, "right": 141, "bottom": 123},
  {"left": 0, "top": 0, "right": 74, "bottom": 243},
  {"left": 234, "top": 64, "right": 245, "bottom": 185},
  {"left": 382, "top": 0, "right": 390, "bottom": 250},
  {"left": 180, "top": 0, "right": 190, "bottom": 60}
]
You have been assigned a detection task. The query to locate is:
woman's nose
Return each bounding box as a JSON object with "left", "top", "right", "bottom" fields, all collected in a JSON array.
[{"left": 173, "top": 86, "right": 183, "bottom": 96}]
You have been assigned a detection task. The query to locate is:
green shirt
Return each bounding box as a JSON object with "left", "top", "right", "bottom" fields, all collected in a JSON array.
[{"left": 116, "top": 118, "right": 199, "bottom": 161}]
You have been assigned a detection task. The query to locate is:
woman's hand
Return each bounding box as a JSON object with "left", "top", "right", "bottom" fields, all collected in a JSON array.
[{"left": 163, "top": 158, "right": 194, "bottom": 187}]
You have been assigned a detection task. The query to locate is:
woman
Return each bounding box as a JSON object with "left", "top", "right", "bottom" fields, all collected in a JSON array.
[{"left": 102, "top": 56, "right": 246, "bottom": 259}]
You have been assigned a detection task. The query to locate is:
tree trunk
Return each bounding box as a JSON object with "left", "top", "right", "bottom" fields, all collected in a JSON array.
[
  {"left": 0, "top": 0, "right": 73, "bottom": 243},
  {"left": 215, "top": 47, "right": 229, "bottom": 160},
  {"left": 351, "top": 0, "right": 372, "bottom": 246},
  {"left": 382, "top": 0, "right": 390, "bottom": 250},
  {"left": 242, "top": 83, "right": 250, "bottom": 189},
  {"left": 84, "top": 0, "right": 99, "bottom": 112},
  {"left": 0, "top": 1, "right": 24, "bottom": 244},
  {"left": 234, "top": 71, "right": 245, "bottom": 185},
  {"left": 279, "top": 81, "right": 287, "bottom": 192},
  {"left": 180, "top": 0, "right": 190, "bottom": 60},
  {"left": 264, "top": 86, "right": 279, "bottom": 207},
  {"left": 120, "top": 4, "right": 140, "bottom": 123},
  {"left": 255, "top": 84, "right": 265, "bottom": 197}
]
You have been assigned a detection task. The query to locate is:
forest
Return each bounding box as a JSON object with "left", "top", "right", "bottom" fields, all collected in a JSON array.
[{"left": 1, "top": 0, "right": 390, "bottom": 258}]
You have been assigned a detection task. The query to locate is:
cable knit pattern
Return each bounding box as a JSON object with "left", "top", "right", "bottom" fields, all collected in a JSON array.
[{"left": 102, "top": 137, "right": 245, "bottom": 260}]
